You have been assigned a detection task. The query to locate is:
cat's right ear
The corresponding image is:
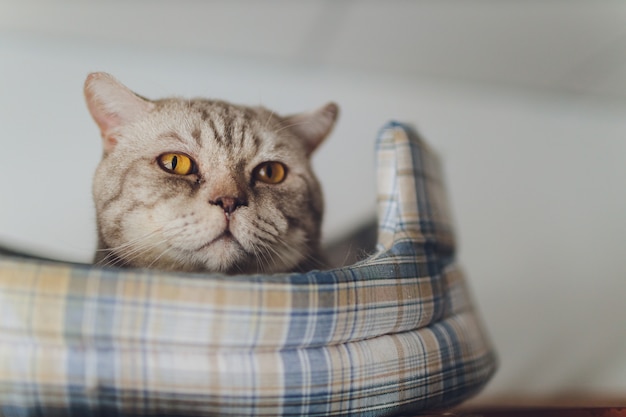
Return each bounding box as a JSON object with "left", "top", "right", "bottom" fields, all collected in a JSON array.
[{"left": 84, "top": 72, "right": 155, "bottom": 153}]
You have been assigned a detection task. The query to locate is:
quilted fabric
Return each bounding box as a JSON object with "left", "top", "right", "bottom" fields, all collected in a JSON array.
[{"left": 0, "top": 122, "right": 496, "bottom": 416}]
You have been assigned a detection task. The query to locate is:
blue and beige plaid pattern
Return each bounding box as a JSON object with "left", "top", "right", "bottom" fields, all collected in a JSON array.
[{"left": 0, "top": 122, "right": 496, "bottom": 416}]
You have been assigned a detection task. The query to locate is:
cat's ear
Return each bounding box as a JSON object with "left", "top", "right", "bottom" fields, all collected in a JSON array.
[
  {"left": 284, "top": 102, "right": 339, "bottom": 155},
  {"left": 84, "top": 72, "right": 155, "bottom": 153}
]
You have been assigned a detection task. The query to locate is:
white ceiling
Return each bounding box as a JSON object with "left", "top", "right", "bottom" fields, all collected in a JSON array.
[{"left": 2, "top": 0, "right": 626, "bottom": 100}]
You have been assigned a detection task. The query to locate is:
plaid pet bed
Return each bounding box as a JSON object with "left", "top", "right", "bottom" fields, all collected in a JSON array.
[{"left": 0, "top": 122, "right": 496, "bottom": 416}]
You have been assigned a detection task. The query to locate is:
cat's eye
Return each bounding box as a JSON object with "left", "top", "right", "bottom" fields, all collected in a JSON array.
[
  {"left": 157, "top": 153, "right": 197, "bottom": 175},
  {"left": 254, "top": 161, "right": 287, "bottom": 184}
]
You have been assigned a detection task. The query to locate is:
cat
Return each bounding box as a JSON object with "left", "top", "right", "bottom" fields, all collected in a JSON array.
[{"left": 84, "top": 72, "right": 338, "bottom": 274}]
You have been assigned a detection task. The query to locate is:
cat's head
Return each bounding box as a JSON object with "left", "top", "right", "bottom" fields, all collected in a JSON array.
[{"left": 84, "top": 72, "right": 338, "bottom": 274}]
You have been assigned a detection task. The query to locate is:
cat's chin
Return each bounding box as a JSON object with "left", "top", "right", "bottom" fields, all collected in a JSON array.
[
  {"left": 189, "top": 234, "right": 304, "bottom": 275},
  {"left": 168, "top": 234, "right": 246, "bottom": 274}
]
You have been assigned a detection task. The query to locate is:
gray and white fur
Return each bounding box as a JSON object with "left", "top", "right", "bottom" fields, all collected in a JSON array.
[{"left": 84, "top": 72, "right": 338, "bottom": 274}]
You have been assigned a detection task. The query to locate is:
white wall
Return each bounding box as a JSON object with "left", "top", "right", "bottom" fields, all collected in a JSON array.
[{"left": 1, "top": 3, "right": 626, "bottom": 403}]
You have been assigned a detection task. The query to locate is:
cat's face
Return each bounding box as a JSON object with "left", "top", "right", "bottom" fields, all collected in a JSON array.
[{"left": 85, "top": 72, "right": 338, "bottom": 274}]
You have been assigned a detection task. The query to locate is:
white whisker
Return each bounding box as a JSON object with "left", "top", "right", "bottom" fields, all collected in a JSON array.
[
  {"left": 262, "top": 109, "right": 276, "bottom": 131},
  {"left": 273, "top": 120, "right": 310, "bottom": 135}
]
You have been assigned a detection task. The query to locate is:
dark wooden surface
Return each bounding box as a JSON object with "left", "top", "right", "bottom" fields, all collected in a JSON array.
[
  {"left": 411, "top": 396, "right": 626, "bottom": 417},
  {"left": 447, "top": 408, "right": 626, "bottom": 417}
]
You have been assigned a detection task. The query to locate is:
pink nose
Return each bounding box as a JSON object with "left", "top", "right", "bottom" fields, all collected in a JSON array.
[{"left": 210, "top": 196, "right": 246, "bottom": 214}]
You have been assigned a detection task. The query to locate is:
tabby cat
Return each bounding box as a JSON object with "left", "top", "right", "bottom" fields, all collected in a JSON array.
[{"left": 84, "top": 72, "right": 338, "bottom": 274}]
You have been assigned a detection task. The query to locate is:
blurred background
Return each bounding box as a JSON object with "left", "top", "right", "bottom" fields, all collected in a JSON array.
[{"left": 1, "top": 0, "right": 625, "bottom": 405}]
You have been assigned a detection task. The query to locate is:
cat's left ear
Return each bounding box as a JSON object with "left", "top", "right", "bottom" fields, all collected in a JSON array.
[
  {"left": 284, "top": 102, "right": 339, "bottom": 155},
  {"left": 84, "top": 72, "right": 155, "bottom": 153}
]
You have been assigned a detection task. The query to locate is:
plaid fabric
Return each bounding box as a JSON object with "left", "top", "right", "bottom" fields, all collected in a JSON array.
[{"left": 0, "top": 122, "right": 496, "bottom": 417}]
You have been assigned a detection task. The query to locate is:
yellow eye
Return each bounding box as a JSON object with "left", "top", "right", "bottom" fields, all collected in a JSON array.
[
  {"left": 255, "top": 161, "right": 287, "bottom": 184},
  {"left": 157, "top": 153, "right": 196, "bottom": 175}
]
